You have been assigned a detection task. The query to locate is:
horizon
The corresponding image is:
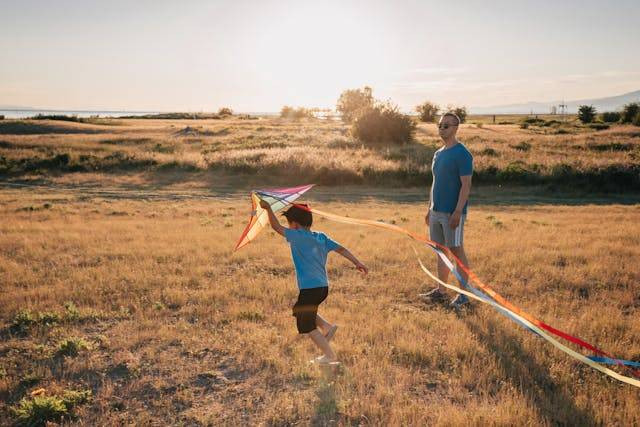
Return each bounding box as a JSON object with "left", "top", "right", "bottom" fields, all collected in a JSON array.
[{"left": 1, "top": 0, "right": 639, "bottom": 112}]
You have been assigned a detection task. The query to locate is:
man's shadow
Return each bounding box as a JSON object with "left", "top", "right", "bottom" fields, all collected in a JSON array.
[{"left": 464, "top": 313, "right": 597, "bottom": 425}]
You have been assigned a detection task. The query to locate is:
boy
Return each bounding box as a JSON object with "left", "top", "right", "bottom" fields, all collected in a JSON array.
[{"left": 259, "top": 200, "right": 368, "bottom": 365}]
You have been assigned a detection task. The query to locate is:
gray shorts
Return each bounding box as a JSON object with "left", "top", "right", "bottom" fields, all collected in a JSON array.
[{"left": 429, "top": 209, "right": 466, "bottom": 248}]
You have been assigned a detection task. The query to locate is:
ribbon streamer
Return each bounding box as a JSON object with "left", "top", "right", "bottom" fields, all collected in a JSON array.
[{"left": 238, "top": 189, "right": 640, "bottom": 387}]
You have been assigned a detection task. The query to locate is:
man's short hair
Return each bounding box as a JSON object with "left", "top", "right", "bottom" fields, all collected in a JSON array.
[
  {"left": 281, "top": 204, "right": 312, "bottom": 227},
  {"left": 441, "top": 112, "right": 461, "bottom": 126}
]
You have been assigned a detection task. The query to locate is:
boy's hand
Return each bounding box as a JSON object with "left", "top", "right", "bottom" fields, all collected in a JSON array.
[
  {"left": 355, "top": 261, "right": 368, "bottom": 275},
  {"left": 259, "top": 200, "right": 271, "bottom": 210}
]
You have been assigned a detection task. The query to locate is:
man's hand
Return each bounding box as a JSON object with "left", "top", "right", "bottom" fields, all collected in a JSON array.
[
  {"left": 259, "top": 200, "right": 270, "bottom": 210},
  {"left": 424, "top": 210, "right": 430, "bottom": 226},
  {"left": 449, "top": 210, "right": 462, "bottom": 229},
  {"left": 355, "top": 261, "right": 368, "bottom": 275}
]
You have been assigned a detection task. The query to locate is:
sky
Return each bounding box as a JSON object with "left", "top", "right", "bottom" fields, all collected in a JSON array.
[{"left": 1, "top": 0, "right": 639, "bottom": 112}]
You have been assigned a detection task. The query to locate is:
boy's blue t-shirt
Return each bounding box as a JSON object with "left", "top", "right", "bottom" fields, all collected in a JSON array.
[
  {"left": 431, "top": 142, "right": 473, "bottom": 214},
  {"left": 284, "top": 228, "right": 341, "bottom": 289}
]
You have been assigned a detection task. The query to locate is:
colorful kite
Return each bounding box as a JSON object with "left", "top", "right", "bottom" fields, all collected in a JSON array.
[
  {"left": 234, "top": 184, "right": 314, "bottom": 251},
  {"left": 236, "top": 185, "right": 640, "bottom": 387}
]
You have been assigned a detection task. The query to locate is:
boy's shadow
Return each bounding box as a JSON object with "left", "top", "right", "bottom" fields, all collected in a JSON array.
[{"left": 464, "top": 314, "right": 597, "bottom": 426}]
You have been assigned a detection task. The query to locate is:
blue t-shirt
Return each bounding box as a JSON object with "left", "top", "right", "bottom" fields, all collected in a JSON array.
[
  {"left": 431, "top": 143, "right": 473, "bottom": 214},
  {"left": 284, "top": 228, "right": 341, "bottom": 289}
]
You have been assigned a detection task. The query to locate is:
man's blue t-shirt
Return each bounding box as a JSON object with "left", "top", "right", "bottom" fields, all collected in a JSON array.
[
  {"left": 284, "top": 228, "right": 341, "bottom": 289},
  {"left": 431, "top": 143, "right": 473, "bottom": 214}
]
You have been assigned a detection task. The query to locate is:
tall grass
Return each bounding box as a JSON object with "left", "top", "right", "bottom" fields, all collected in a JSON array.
[
  {"left": 0, "top": 189, "right": 639, "bottom": 424},
  {"left": 0, "top": 117, "right": 639, "bottom": 190}
]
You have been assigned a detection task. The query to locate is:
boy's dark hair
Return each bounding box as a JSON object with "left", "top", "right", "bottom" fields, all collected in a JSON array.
[{"left": 282, "top": 204, "right": 312, "bottom": 227}]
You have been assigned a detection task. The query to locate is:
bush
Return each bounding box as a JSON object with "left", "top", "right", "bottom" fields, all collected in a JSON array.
[
  {"left": 522, "top": 117, "right": 545, "bottom": 125},
  {"left": 600, "top": 111, "right": 621, "bottom": 123},
  {"left": 415, "top": 101, "right": 439, "bottom": 122},
  {"left": 578, "top": 105, "right": 596, "bottom": 123},
  {"left": 621, "top": 103, "right": 640, "bottom": 123},
  {"left": 12, "top": 390, "right": 91, "bottom": 426},
  {"left": 588, "top": 123, "right": 610, "bottom": 131},
  {"left": 10, "top": 310, "right": 35, "bottom": 336},
  {"left": 217, "top": 107, "right": 233, "bottom": 116},
  {"left": 280, "top": 106, "right": 313, "bottom": 119},
  {"left": 634, "top": 112, "right": 640, "bottom": 127},
  {"left": 351, "top": 102, "right": 416, "bottom": 145},
  {"left": 337, "top": 86, "right": 374, "bottom": 123},
  {"left": 56, "top": 337, "right": 90, "bottom": 357}
]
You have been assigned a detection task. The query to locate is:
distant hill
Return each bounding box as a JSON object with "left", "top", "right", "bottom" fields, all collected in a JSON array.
[
  {"left": 471, "top": 90, "right": 640, "bottom": 114},
  {"left": 0, "top": 105, "right": 38, "bottom": 110}
]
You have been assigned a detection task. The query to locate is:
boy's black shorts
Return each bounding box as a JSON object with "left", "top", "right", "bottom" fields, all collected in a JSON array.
[{"left": 292, "top": 286, "right": 328, "bottom": 334}]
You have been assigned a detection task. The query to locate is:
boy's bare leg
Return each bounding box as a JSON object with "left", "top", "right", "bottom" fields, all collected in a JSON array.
[
  {"left": 315, "top": 314, "right": 332, "bottom": 334},
  {"left": 308, "top": 329, "right": 337, "bottom": 361}
]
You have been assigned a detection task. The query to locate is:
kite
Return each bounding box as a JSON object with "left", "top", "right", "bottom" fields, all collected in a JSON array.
[
  {"left": 235, "top": 185, "right": 640, "bottom": 387},
  {"left": 234, "top": 184, "right": 314, "bottom": 251}
]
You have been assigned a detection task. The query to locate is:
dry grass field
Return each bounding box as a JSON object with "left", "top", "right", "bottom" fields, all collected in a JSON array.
[
  {"left": 1, "top": 116, "right": 639, "bottom": 190},
  {"left": 1, "top": 185, "right": 640, "bottom": 425}
]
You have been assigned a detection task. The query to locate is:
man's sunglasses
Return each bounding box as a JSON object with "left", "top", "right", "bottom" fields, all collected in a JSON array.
[{"left": 438, "top": 123, "right": 458, "bottom": 130}]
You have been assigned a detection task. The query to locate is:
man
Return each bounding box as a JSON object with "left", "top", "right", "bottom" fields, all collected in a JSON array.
[{"left": 420, "top": 112, "right": 473, "bottom": 309}]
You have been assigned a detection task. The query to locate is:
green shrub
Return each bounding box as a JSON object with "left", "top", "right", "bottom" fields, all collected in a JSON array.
[
  {"left": 10, "top": 310, "right": 35, "bottom": 335},
  {"left": 337, "top": 86, "right": 374, "bottom": 123},
  {"left": 352, "top": 102, "right": 416, "bottom": 145},
  {"left": 415, "top": 101, "right": 439, "bottom": 122},
  {"left": 634, "top": 112, "right": 640, "bottom": 127},
  {"left": 12, "top": 390, "right": 91, "bottom": 426},
  {"left": 578, "top": 105, "right": 596, "bottom": 123},
  {"left": 56, "top": 337, "right": 90, "bottom": 357},
  {"left": 622, "top": 103, "right": 640, "bottom": 123},
  {"left": 600, "top": 111, "right": 621, "bottom": 123},
  {"left": 217, "top": 107, "right": 233, "bottom": 116}
]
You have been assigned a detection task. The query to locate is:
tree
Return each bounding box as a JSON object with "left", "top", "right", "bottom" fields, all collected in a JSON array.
[
  {"left": 578, "top": 105, "right": 596, "bottom": 123},
  {"left": 622, "top": 103, "right": 640, "bottom": 123},
  {"left": 415, "top": 101, "right": 439, "bottom": 122},
  {"left": 336, "top": 86, "right": 374, "bottom": 123},
  {"left": 217, "top": 107, "right": 233, "bottom": 116}
]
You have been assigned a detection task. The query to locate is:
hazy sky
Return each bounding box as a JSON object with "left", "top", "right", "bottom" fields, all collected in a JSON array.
[{"left": 1, "top": 0, "right": 639, "bottom": 111}]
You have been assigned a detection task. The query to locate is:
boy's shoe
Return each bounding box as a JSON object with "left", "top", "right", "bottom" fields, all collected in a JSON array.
[
  {"left": 325, "top": 325, "right": 338, "bottom": 342},
  {"left": 450, "top": 294, "right": 470, "bottom": 309},
  {"left": 310, "top": 355, "right": 340, "bottom": 365},
  {"left": 419, "top": 288, "right": 446, "bottom": 302}
]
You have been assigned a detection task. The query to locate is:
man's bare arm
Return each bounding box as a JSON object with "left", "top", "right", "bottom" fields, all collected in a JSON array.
[{"left": 449, "top": 175, "right": 472, "bottom": 228}]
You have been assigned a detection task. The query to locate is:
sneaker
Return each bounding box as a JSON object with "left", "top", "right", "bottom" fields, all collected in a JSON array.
[
  {"left": 450, "top": 293, "right": 470, "bottom": 309},
  {"left": 419, "top": 288, "right": 446, "bottom": 302},
  {"left": 325, "top": 325, "right": 338, "bottom": 342},
  {"left": 310, "top": 355, "right": 340, "bottom": 365}
]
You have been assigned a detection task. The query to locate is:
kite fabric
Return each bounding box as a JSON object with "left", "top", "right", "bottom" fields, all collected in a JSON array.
[
  {"left": 235, "top": 186, "right": 640, "bottom": 388},
  {"left": 234, "top": 184, "right": 314, "bottom": 251}
]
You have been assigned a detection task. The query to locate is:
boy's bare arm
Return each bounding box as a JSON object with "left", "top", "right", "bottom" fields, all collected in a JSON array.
[
  {"left": 335, "top": 247, "right": 368, "bottom": 274},
  {"left": 259, "top": 200, "right": 286, "bottom": 236}
]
